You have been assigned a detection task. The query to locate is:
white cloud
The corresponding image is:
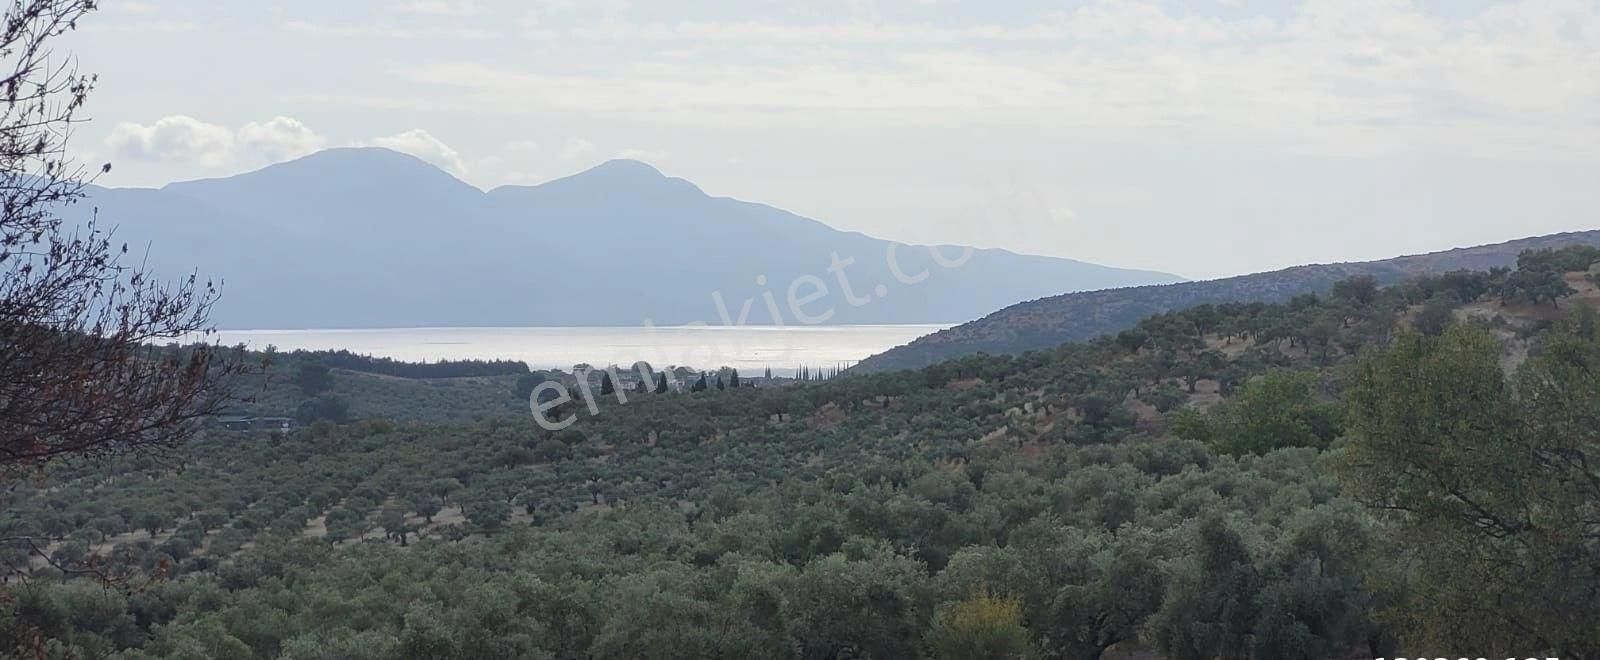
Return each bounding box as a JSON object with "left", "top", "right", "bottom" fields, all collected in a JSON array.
[
  {"left": 383, "top": 0, "right": 1600, "bottom": 161},
  {"left": 238, "top": 116, "right": 326, "bottom": 162},
  {"left": 560, "top": 137, "right": 596, "bottom": 160},
  {"left": 529, "top": 0, "right": 576, "bottom": 13},
  {"left": 524, "top": 6, "right": 1273, "bottom": 45},
  {"left": 373, "top": 129, "right": 469, "bottom": 175},
  {"left": 105, "top": 115, "right": 333, "bottom": 170},
  {"left": 505, "top": 139, "right": 541, "bottom": 153},
  {"left": 283, "top": 19, "right": 494, "bottom": 40},
  {"left": 497, "top": 170, "right": 549, "bottom": 186},
  {"left": 392, "top": 0, "right": 479, "bottom": 16},
  {"left": 112, "top": 1, "right": 157, "bottom": 14},
  {"left": 98, "top": 117, "right": 475, "bottom": 182},
  {"left": 105, "top": 116, "right": 235, "bottom": 167},
  {"left": 85, "top": 19, "right": 201, "bottom": 33},
  {"left": 616, "top": 148, "right": 670, "bottom": 163}
]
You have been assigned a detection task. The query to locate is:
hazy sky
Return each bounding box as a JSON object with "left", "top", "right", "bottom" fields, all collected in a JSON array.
[{"left": 68, "top": 0, "right": 1600, "bottom": 280}]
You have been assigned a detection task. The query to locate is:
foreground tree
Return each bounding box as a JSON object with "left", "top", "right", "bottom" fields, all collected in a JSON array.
[
  {"left": 0, "top": 2, "right": 248, "bottom": 593},
  {"left": 1341, "top": 321, "right": 1600, "bottom": 658},
  {"left": 0, "top": 0, "right": 242, "bottom": 477}
]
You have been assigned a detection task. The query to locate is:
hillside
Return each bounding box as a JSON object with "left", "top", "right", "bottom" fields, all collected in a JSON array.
[
  {"left": 7, "top": 247, "right": 1600, "bottom": 658},
  {"left": 854, "top": 230, "right": 1600, "bottom": 373},
  {"left": 72, "top": 149, "right": 1181, "bottom": 328}
]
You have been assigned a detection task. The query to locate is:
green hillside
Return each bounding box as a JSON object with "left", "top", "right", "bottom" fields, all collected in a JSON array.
[
  {"left": 5, "top": 247, "right": 1600, "bottom": 659},
  {"left": 855, "top": 230, "right": 1600, "bottom": 373}
]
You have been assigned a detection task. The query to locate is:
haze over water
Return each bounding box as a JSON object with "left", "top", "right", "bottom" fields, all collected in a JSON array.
[{"left": 211, "top": 325, "right": 949, "bottom": 375}]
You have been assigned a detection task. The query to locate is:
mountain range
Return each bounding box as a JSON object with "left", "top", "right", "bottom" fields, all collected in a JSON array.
[
  {"left": 852, "top": 229, "right": 1600, "bottom": 373},
  {"left": 72, "top": 148, "right": 1182, "bottom": 329}
]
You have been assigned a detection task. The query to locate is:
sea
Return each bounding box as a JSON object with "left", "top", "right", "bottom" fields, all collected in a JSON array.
[{"left": 207, "top": 324, "right": 948, "bottom": 376}]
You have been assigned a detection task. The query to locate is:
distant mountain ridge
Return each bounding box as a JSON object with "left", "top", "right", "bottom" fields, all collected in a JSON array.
[
  {"left": 74, "top": 148, "right": 1182, "bottom": 329},
  {"left": 852, "top": 230, "right": 1600, "bottom": 373}
]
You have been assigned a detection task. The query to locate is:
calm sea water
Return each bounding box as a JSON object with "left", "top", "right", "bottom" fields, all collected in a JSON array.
[{"left": 210, "top": 325, "right": 948, "bottom": 375}]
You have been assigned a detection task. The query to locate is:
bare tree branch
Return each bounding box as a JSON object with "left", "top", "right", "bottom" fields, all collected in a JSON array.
[{"left": 0, "top": 1, "right": 257, "bottom": 586}]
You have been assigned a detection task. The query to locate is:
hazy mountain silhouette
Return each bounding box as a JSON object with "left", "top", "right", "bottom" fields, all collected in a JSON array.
[{"left": 76, "top": 148, "right": 1182, "bottom": 329}]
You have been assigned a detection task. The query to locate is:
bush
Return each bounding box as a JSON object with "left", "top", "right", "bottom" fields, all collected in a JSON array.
[
  {"left": 927, "top": 593, "right": 1034, "bottom": 660},
  {"left": 464, "top": 499, "right": 511, "bottom": 531},
  {"left": 532, "top": 439, "right": 574, "bottom": 463},
  {"left": 1173, "top": 371, "right": 1341, "bottom": 456}
]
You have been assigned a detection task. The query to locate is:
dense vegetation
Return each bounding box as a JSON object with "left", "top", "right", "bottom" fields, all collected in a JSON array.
[
  {"left": 4, "top": 247, "right": 1600, "bottom": 659},
  {"left": 856, "top": 230, "right": 1600, "bottom": 372},
  {"left": 277, "top": 350, "right": 531, "bottom": 380}
]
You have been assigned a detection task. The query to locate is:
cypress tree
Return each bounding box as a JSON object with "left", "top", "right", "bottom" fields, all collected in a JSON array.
[
  {"left": 654, "top": 372, "right": 668, "bottom": 394},
  {"left": 730, "top": 369, "right": 741, "bottom": 388}
]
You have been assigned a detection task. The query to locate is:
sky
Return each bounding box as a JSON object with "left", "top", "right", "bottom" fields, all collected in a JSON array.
[{"left": 66, "top": 0, "right": 1600, "bottom": 280}]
